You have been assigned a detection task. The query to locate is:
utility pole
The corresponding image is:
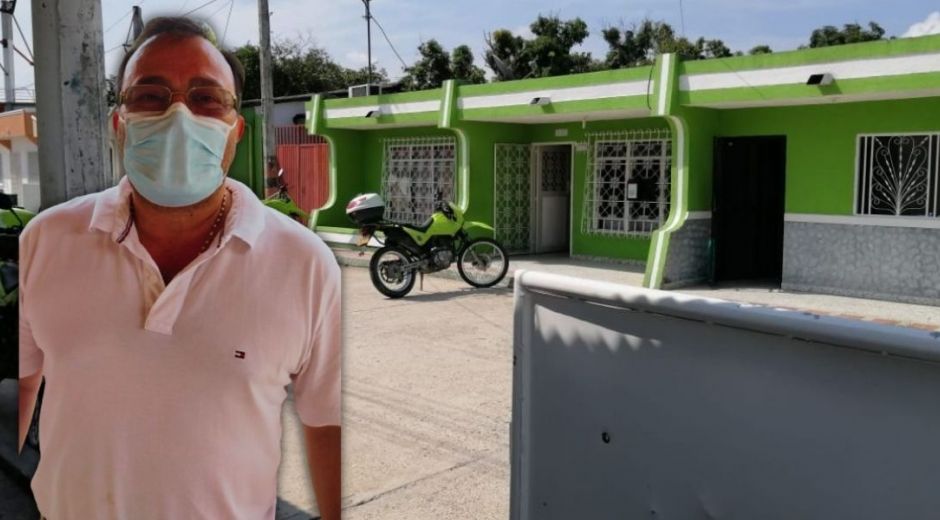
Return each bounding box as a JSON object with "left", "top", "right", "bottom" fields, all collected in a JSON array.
[
  {"left": 130, "top": 5, "right": 143, "bottom": 42},
  {"left": 33, "top": 0, "right": 110, "bottom": 206},
  {"left": 362, "top": 0, "right": 372, "bottom": 84},
  {"left": 257, "top": 0, "right": 278, "bottom": 195},
  {"left": 1, "top": 1, "right": 14, "bottom": 108}
]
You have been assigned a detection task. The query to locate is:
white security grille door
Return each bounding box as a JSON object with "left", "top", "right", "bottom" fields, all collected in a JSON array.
[
  {"left": 856, "top": 134, "right": 939, "bottom": 217},
  {"left": 582, "top": 130, "right": 672, "bottom": 236},
  {"left": 382, "top": 137, "right": 456, "bottom": 225},
  {"left": 495, "top": 144, "right": 533, "bottom": 254}
]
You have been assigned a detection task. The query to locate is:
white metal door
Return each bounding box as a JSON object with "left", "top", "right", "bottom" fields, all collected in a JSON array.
[{"left": 536, "top": 145, "right": 571, "bottom": 254}]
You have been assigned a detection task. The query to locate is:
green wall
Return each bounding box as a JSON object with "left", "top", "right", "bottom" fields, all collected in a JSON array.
[
  {"left": 715, "top": 96, "right": 940, "bottom": 215},
  {"left": 229, "top": 107, "right": 264, "bottom": 196},
  {"left": 521, "top": 118, "right": 671, "bottom": 261},
  {"left": 458, "top": 121, "right": 533, "bottom": 226},
  {"left": 315, "top": 126, "right": 457, "bottom": 229}
]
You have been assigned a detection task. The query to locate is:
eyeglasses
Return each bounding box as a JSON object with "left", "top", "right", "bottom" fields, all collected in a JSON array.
[{"left": 118, "top": 85, "right": 238, "bottom": 119}]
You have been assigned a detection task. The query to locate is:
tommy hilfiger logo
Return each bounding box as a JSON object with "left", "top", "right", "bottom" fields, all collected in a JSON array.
[{"left": 234, "top": 350, "right": 246, "bottom": 359}]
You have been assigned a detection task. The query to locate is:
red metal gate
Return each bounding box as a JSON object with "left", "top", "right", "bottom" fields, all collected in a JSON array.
[{"left": 275, "top": 126, "right": 330, "bottom": 213}]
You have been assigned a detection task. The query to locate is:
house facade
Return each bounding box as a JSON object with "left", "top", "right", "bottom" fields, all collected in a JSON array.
[
  {"left": 0, "top": 109, "right": 40, "bottom": 211},
  {"left": 302, "top": 34, "right": 940, "bottom": 305}
]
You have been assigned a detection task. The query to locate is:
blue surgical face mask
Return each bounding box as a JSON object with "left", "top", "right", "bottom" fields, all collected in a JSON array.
[{"left": 122, "top": 103, "right": 236, "bottom": 208}]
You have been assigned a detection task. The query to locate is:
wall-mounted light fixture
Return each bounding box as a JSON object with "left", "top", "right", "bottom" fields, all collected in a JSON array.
[
  {"left": 806, "top": 73, "right": 834, "bottom": 86},
  {"left": 530, "top": 96, "right": 552, "bottom": 106}
]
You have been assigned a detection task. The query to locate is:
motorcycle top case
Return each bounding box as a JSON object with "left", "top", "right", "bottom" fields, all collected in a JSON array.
[{"left": 346, "top": 193, "right": 385, "bottom": 225}]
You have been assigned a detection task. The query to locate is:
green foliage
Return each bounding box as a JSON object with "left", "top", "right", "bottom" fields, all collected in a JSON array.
[
  {"left": 601, "top": 20, "right": 736, "bottom": 69},
  {"left": 749, "top": 45, "right": 773, "bottom": 55},
  {"left": 484, "top": 15, "right": 594, "bottom": 81},
  {"left": 808, "top": 22, "right": 886, "bottom": 48},
  {"left": 401, "top": 40, "right": 486, "bottom": 90},
  {"left": 227, "top": 16, "right": 887, "bottom": 96},
  {"left": 233, "top": 38, "right": 387, "bottom": 100},
  {"left": 451, "top": 45, "right": 487, "bottom": 85}
]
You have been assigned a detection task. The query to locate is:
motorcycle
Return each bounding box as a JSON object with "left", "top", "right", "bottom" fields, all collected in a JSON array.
[
  {"left": 346, "top": 193, "right": 509, "bottom": 298},
  {"left": 262, "top": 169, "right": 310, "bottom": 225},
  {"left": 0, "top": 193, "right": 33, "bottom": 380}
]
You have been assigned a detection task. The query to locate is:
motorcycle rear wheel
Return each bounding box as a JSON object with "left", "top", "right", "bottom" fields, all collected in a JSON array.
[
  {"left": 369, "top": 246, "right": 416, "bottom": 298},
  {"left": 457, "top": 238, "right": 509, "bottom": 288}
]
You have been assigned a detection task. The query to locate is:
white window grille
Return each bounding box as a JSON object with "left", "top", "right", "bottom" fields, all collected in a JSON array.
[
  {"left": 582, "top": 129, "right": 672, "bottom": 236},
  {"left": 856, "top": 133, "right": 939, "bottom": 217},
  {"left": 381, "top": 137, "right": 456, "bottom": 225}
]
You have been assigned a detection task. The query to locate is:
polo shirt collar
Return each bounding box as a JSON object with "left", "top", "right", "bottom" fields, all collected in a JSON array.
[{"left": 88, "top": 175, "right": 266, "bottom": 249}]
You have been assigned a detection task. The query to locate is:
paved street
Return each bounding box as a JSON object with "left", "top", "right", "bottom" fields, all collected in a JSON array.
[{"left": 277, "top": 266, "right": 515, "bottom": 519}]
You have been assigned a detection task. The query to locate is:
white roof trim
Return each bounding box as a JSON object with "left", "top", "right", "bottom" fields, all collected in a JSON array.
[
  {"left": 458, "top": 80, "right": 651, "bottom": 110},
  {"left": 325, "top": 100, "right": 441, "bottom": 119},
  {"left": 681, "top": 52, "right": 940, "bottom": 92}
]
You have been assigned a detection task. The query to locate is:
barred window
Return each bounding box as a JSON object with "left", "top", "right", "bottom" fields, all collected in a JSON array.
[
  {"left": 856, "top": 134, "right": 939, "bottom": 217},
  {"left": 582, "top": 130, "right": 672, "bottom": 236},
  {"left": 381, "top": 137, "right": 456, "bottom": 225}
]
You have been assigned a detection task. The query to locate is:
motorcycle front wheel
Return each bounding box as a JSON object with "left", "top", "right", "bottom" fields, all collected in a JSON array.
[
  {"left": 369, "top": 246, "right": 416, "bottom": 298},
  {"left": 457, "top": 238, "right": 509, "bottom": 288}
]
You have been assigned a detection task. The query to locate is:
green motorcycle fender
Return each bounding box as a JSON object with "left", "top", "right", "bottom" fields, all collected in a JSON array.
[
  {"left": 263, "top": 198, "right": 309, "bottom": 220},
  {"left": 462, "top": 221, "right": 494, "bottom": 239}
]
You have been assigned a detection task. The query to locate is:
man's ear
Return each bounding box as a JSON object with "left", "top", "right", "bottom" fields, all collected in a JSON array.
[{"left": 235, "top": 114, "right": 245, "bottom": 142}]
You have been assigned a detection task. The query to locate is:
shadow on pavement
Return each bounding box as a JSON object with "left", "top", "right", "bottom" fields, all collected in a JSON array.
[
  {"left": 275, "top": 496, "right": 318, "bottom": 520},
  {"left": 403, "top": 286, "right": 513, "bottom": 302}
]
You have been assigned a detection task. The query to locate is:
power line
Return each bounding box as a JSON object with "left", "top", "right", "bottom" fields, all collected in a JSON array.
[
  {"left": 206, "top": 0, "right": 231, "bottom": 20},
  {"left": 13, "top": 44, "right": 31, "bottom": 65},
  {"left": 104, "top": 9, "right": 132, "bottom": 35},
  {"left": 184, "top": 0, "right": 222, "bottom": 16},
  {"left": 105, "top": 42, "right": 126, "bottom": 55},
  {"left": 370, "top": 14, "right": 408, "bottom": 70},
  {"left": 11, "top": 14, "right": 31, "bottom": 60},
  {"left": 222, "top": 0, "right": 235, "bottom": 45}
]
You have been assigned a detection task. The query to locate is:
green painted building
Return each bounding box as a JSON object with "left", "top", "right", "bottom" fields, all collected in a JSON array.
[{"left": 301, "top": 34, "right": 940, "bottom": 305}]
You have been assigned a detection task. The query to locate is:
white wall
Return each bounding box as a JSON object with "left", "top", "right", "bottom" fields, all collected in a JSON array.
[
  {"left": 270, "top": 100, "right": 307, "bottom": 126},
  {"left": 10, "top": 137, "right": 39, "bottom": 211}
]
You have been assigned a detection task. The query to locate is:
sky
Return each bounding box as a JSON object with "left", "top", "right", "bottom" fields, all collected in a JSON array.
[{"left": 6, "top": 0, "right": 940, "bottom": 100}]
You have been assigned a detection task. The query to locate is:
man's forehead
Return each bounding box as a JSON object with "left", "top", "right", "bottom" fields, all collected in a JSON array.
[{"left": 123, "top": 34, "right": 235, "bottom": 90}]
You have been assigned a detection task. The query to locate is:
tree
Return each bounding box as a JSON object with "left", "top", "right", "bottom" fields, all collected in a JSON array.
[
  {"left": 601, "top": 26, "right": 650, "bottom": 68},
  {"left": 484, "top": 29, "right": 529, "bottom": 81},
  {"left": 601, "top": 20, "right": 737, "bottom": 69},
  {"left": 484, "top": 15, "right": 594, "bottom": 80},
  {"left": 749, "top": 45, "right": 773, "bottom": 55},
  {"left": 451, "top": 45, "right": 487, "bottom": 85},
  {"left": 808, "top": 22, "right": 885, "bottom": 48},
  {"left": 234, "top": 38, "right": 388, "bottom": 101},
  {"left": 400, "top": 40, "right": 486, "bottom": 90}
]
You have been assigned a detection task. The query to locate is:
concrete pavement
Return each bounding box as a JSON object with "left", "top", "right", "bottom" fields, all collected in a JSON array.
[{"left": 339, "top": 268, "right": 513, "bottom": 519}]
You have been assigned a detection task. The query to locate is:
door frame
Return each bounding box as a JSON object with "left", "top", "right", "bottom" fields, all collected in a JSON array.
[{"left": 531, "top": 141, "right": 576, "bottom": 256}]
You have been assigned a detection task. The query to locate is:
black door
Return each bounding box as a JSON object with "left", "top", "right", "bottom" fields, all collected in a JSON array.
[{"left": 712, "top": 136, "right": 786, "bottom": 284}]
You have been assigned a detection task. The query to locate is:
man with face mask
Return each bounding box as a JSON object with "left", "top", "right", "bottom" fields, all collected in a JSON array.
[{"left": 17, "top": 17, "right": 341, "bottom": 520}]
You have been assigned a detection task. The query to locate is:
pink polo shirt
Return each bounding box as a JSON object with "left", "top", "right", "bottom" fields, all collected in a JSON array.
[{"left": 19, "top": 176, "right": 341, "bottom": 520}]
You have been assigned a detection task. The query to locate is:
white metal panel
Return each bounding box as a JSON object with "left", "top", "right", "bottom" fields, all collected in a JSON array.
[{"left": 512, "top": 270, "right": 940, "bottom": 520}]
